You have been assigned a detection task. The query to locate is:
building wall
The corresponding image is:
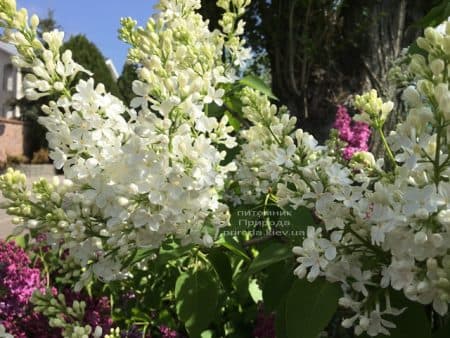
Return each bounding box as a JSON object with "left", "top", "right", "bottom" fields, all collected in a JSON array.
[
  {"left": 0, "top": 48, "right": 20, "bottom": 119},
  {"left": 0, "top": 118, "right": 30, "bottom": 163}
]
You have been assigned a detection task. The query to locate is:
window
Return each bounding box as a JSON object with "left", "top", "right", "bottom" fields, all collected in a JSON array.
[{"left": 2, "top": 63, "right": 14, "bottom": 92}]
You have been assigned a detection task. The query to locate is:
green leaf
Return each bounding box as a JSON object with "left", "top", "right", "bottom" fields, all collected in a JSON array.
[
  {"left": 157, "top": 243, "right": 195, "bottom": 266},
  {"left": 201, "top": 330, "right": 214, "bottom": 338},
  {"left": 206, "top": 102, "right": 225, "bottom": 118},
  {"left": 217, "top": 236, "right": 250, "bottom": 261},
  {"left": 280, "top": 206, "right": 314, "bottom": 243},
  {"left": 240, "top": 75, "right": 278, "bottom": 100},
  {"left": 374, "top": 295, "right": 431, "bottom": 338},
  {"left": 124, "top": 248, "right": 155, "bottom": 267},
  {"left": 285, "top": 279, "right": 341, "bottom": 338},
  {"left": 175, "top": 270, "right": 219, "bottom": 337},
  {"left": 412, "top": 1, "right": 450, "bottom": 29},
  {"left": 433, "top": 321, "right": 450, "bottom": 338},
  {"left": 7, "top": 234, "right": 27, "bottom": 248},
  {"left": 225, "top": 111, "right": 241, "bottom": 131},
  {"left": 263, "top": 261, "right": 295, "bottom": 311},
  {"left": 207, "top": 249, "right": 233, "bottom": 291},
  {"left": 234, "top": 273, "right": 251, "bottom": 304},
  {"left": 275, "top": 300, "right": 288, "bottom": 338},
  {"left": 224, "top": 96, "right": 244, "bottom": 115},
  {"left": 248, "top": 242, "right": 293, "bottom": 274}
]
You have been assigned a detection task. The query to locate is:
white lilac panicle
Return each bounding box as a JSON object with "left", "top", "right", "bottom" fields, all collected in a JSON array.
[
  {"left": 232, "top": 22, "right": 450, "bottom": 337},
  {"left": 0, "top": 0, "right": 249, "bottom": 284}
]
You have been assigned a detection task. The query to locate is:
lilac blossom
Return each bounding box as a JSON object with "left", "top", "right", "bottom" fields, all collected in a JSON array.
[
  {"left": 333, "top": 105, "right": 371, "bottom": 160},
  {"left": 253, "top": 305, "right": 275, "bottom": 338}
]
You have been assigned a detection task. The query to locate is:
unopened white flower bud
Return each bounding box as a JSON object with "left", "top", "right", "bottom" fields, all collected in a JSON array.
[
  {"left": 424, "top": 27, "right": 440, "bottom": 44},
  {"left": 342, "top": 316, "right": 357, "bottom": 328},
  {"left": 338, "top": 297, "right": 353, "bottom": 308},
  {"left": 402, "top": 86, "right": 421, "bottom": 107},
  {"left": 359, "top": 316, "right": 370, "bottom": 330},
  {"left": 27, "top": 219, "right": 39, "bottom": 228},
  {"left": 415, "top": 208, "right": 429, "bottom": 219},
  {"left": 416, "top": 37, "right": 431, "bottom": 51},
  {"left": 405, "top": 284, "right": 417, "bottom": 298},
  {"left": 417, "top": 79, "right": 433, "bottom": 97},
  {"left": 437, "top": 209, "right": 450, "bottom": 227},
  {"left": 430, "top": 59, "right": 445, "bottom": 75},
  {"left": 93, "top": 326, "right": 103, "bottom": 338},
  {"left": 30, "top": 14, "right": 39, "bottom": 29},
  {"left": 53, "top": 81, "right": 64, "bottom": 91},
  {"left": 117, "top": 197, "right": 129, "bottom": 207},
  {"left": 437, "top": 278, "right": 450, "bottom": 288},
  {"left": 202, "top": 233, "right": 214, "bottom": 247},
  {"left": 51, "top": 192, "right": 61, "bottom": 203},
  {"left": 417, "top": 280, "right": 431, "bottom": 293},
  {"left": 443, "top": 36, "right": 450, "bottom": 55},
  {"left": 430, "top": 233, "right": 444, "bottom": 248},
  {"left": 381, "top": 101, "right": 394, "bottom": 121},
  {"left": 427, "top": 258, "right": 438, "bottom": 271},
  {"left": 414, "top": 231, "right": 428, "bottom": 245},
  {"left": 58, "top": 220, "right": 68, "bottom": 228}
]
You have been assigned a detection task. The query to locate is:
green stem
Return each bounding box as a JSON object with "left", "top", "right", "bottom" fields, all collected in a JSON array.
[
  {"left": 434, "top": 122, "right": 443, "bottom": 187},
  {"left": 346, "top": 226, "right": 386, "bottom": 259},
  {"left": 263, "top": 192, "right": 272, "bottom": 230},
  {"left": 378, "top": 127, "right": 397, "bottom": 170},
  {"left": 266, "top": 123, "right": 283, "bottom": 146}
]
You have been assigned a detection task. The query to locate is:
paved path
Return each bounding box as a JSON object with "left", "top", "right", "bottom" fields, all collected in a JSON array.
[
  {"left": 0, "top": 171, "right": 57, "bottom": 239},
  {"left": 0, "top": 205, "right": 14, "bottom": 239}
]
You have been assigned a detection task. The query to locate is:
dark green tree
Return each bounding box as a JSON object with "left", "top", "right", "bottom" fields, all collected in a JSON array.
[
  {"left": 117, "top": 62, "right": 138, "bottom": 106},
  {"left": 62, "top": 35, "right": 121, "bottom": 98},
  {"left": 37, "top": 9, "right": 60, "bottom": 38},
  {"left": 201, "top": 0, "right": 437, "bottom": 142}
]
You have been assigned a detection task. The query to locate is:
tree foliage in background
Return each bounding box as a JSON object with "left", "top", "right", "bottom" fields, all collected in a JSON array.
[
  {"left": 37, "top": 9, "right": 60, "bottom": 38},
  {"left": 117, "top": 62, "right": 138, "bottom": 106},
  {"left": 62, "top": 35, "right": 121, "bottom": 98},
  {"left": 201, "top": 0, "right": 438, "bottom": 142}
]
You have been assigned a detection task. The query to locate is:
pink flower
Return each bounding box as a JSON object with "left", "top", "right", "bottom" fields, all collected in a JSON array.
[
  {"left": 253, "top": 304, "right": 275, "bottom": 338},
  {"left": 333, "top": 106, "right": 371, "bottom": 160},
  {"left": 0, "top": 240, "right": 55, "bottom": 338}
]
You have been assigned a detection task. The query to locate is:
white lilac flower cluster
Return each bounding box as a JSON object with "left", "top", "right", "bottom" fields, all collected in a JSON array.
[
  {"left": 233, "top": 24, "right": 450, "bottom": 336},
  {"left": 0, "top": 0, "right": 250, "bottom": 283},
  {"left": 2, "top": 0, "right": 450, "bottom": 335}
]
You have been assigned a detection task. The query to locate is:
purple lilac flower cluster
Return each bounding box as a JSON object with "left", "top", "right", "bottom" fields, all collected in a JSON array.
[
  {"left": 159, "top": 325, "right": 180, "bottom": 337},
  {"left": 0, "top": 240, "right": 54, "bottom": 338},
  {"left": 0, "top": 240, "right": 115, "bottom": 338},
  {"left": 63, "top": 290, "right": 114, "bottom": 335},
  {"left": 253, "top": 305, "right": 275, "bottom": 338},
  {"left": 121, "top": 325, "right": 180, "bottom": 338},
  {"left": 333, "top": 105, "right": 371, "bottom": 160}
]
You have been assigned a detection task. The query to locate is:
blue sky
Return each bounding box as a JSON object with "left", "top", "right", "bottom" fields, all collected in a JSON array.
[{"left": 17, "top": 0, "right": 159, "bottom": 72}]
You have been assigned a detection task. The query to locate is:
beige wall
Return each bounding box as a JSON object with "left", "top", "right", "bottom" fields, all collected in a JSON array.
[{"left": 0, "top": 118, "right": 30, "bottom": 162}]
